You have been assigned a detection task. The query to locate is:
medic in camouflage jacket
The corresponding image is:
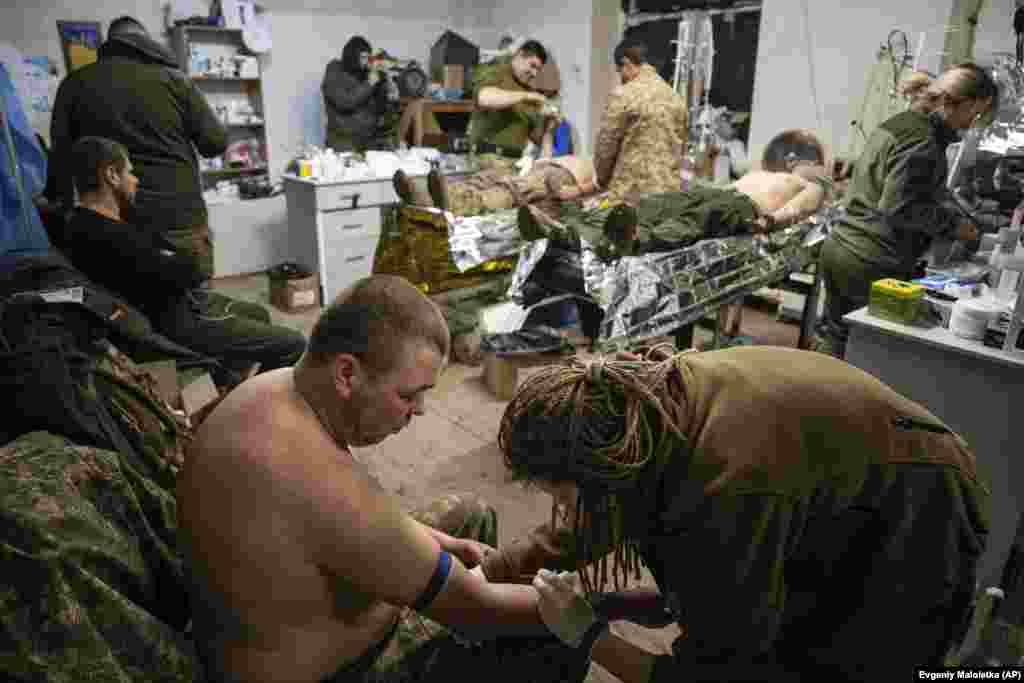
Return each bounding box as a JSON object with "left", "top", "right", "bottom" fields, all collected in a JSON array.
[{"left": 593, "top": 62, "right": 688, "bottom": 205}]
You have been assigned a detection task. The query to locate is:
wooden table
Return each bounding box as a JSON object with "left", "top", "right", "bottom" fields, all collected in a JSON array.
[{"left": 400, "top": 98, "right": 475, "bottom": 147}]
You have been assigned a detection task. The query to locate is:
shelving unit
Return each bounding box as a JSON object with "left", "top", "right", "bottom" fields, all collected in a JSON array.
[{"left": 171, "top": 24, "right": 268, "bottom": 188}]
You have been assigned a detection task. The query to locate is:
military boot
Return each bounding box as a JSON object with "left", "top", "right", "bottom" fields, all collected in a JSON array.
[
  {"left": 392, "top": 170, "right": 434, "bottom": 207},
  {"left": 427, "top": 169, "right": 450, "bottom": 211}
]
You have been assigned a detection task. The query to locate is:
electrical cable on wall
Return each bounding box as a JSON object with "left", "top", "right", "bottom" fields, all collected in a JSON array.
[
  {"left": 798, "top": 0, "right": 823, "bottom": 131},
  {"left": 887, "top": 29, "right": 912, "bottom": 99}
]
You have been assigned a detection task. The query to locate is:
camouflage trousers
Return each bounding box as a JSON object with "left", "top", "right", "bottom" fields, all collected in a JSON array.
[
  {"left": 474, "top": 154, "right": 518, "bottom": 177},
  {"left": 433, "top": 276, "right": 514, "bottom": 337},
  {"left": 520, "top": 185, "right": 760, "bottom": 263},
  {"left": 325, "top": 493, "right": 592, "bottom": 683},
  {"left": 447, "top": 165, "right": 575, "bottom": 217}
]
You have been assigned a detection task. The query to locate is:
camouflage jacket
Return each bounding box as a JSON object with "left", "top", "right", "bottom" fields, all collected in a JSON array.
[
  {"left": 0, "top": 342, "right": 202, "bottom": 681},
  {"left": 593, "top": 65, "right": 688, "bottom": 204}
]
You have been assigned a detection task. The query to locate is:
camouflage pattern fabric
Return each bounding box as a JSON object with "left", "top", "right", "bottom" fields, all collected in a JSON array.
[
  {"left": 592, "top": 65, "right": 688, "bottom": 204},
  {"left": 0, "top": 309, "right": 200, "bottom": 683},
  {"left": 0, "top": 430, "right": 202, "bottom": 682},
  {"left": 446, "top": 165, "right": 575, "bottom": 217},
  {"left": 325, "top": 493, "right": 592, "bottom": 682},
  {"left": 373, "top": 206, "right": 516, "bottom": 295},
  {"left": 474, "top": 155, "right": 519, "bottom": 176}
]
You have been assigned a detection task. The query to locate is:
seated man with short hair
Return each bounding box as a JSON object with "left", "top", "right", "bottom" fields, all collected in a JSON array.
[
  {"left": 62, "top": 136, "right": 306, "bottom": 387},
  {"left": 177, "top": 274, "right": 594, "bottom": 682}
]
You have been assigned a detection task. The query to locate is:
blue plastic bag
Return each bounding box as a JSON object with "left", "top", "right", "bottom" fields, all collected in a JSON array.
[
  {"left": 552, "top": 120, "right": 572, "bottom": 157},
  {"left": 1, "top": 62, "right": 50, "bottom": 261}
]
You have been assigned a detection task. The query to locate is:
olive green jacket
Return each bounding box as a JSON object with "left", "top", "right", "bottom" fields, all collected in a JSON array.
[
  {"left": 831, "top": 110, "right": 960, "bottom": 272},
  {"left": 51, "top": 33, "right": 227, "bottom": 233},
  {"left": 642, "top": 346, "right": 987, "bottom": 680},
  {"left": 468, "top": 60, "right": 543, "bottom": 153}
]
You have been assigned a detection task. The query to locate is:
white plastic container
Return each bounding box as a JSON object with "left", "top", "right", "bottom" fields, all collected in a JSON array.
[{"left": 950, "top": 298, "right": 1001, "bottom": 341}]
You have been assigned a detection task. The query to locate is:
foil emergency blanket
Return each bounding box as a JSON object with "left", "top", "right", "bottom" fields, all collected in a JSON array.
[
  {"left": 506, "top": 219, "right": 823, "bottom": 350},
  {"left": 447, "top": 208, "right": 523, "bottom": 272},
  {"left": 594, "top": 224, "right": 816, "bottom": 348}
]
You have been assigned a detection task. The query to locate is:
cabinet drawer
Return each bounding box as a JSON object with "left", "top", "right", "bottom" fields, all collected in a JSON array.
[
  {"left": 316, "top": 179, "right": 398, "bottom": 211},
  {"left": 321, "top": 206, "right": 382, "bottom": 239},
  {"left": 321, "top": 232, "right": 380, "bottom": 304}
]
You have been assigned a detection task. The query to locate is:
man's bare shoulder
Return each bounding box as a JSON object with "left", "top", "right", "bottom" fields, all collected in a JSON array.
[
  {"left": 179, "top": 369, "right": 391, "bottom": 563},
  {"left": 187, "top": 369, "right": 297, "bottom": 465},
  {"left": 181, "top": 369, "right": 352, "bottom": 513}
]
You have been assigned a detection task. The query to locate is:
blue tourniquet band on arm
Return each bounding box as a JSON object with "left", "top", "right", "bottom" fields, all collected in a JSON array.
[{"left": 412, "top": 550, "right": 452, "bottom": 611}]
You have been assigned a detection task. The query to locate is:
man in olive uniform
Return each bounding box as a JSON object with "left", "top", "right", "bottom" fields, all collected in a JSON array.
[
  {"left": 816, "top": 63, "right": 995, "bottom": 358},
  {"left": 593, "top": 40, "right": 688, "bottom": 204},
  {"left": 468, "top": 40, "right": 560, "bottom": 174}
]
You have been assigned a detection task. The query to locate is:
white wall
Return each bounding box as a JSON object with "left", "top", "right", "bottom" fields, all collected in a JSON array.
[
  {"left": 259, "top": 9, "right": 497, "bottom": 178},
  {"left": 0, "top": 0, "right": 498, "bottom": 178},
  {"left": 490, "top": 0, "right": 595, "bottom": 155},
  {"left": 590, "top": 0, "right": 623, "bottom": 152},
  {"left": 748, "top": 0, "right": 956, "bottom": 165},
  {"left": 0, "top": 0, "right": 165, "bottom": 73}
]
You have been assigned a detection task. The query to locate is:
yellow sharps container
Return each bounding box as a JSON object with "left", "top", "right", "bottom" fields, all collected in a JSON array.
[{"left": 868, "top": 278, "right": 924, "bottom": 325}]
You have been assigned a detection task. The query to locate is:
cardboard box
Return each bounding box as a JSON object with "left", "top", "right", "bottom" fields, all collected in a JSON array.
[
  {"left": 270, "top": 272, "right": 320, "bottom": 313},
  {"left": 443, "top": 64, "right": 465, "bottom": 90}
]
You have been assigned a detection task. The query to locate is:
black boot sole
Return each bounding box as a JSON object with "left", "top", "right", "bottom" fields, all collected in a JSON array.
[
  {"left": 393, "top": 170, "right": 415, "bottom": 205},
  {"left": 427, "top": 170, "right": 449, "bottom": 211}
]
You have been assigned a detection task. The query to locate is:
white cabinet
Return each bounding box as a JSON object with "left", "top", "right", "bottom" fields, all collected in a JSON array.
[
  {"left": 209, "top": 195, "right": 290, "bottom": 277},
  {"left": 283, "top": 176, "right": 400, "bottom": 305}
]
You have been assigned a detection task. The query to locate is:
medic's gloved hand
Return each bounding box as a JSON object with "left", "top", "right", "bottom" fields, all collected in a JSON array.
[{"left": 533, "top": 569, "right": 608, "bottom": 648}]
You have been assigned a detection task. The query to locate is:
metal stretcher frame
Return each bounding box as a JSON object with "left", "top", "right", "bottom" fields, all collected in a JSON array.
[{"left": 666, "top": 259, "right": 822, "bottom": 353}]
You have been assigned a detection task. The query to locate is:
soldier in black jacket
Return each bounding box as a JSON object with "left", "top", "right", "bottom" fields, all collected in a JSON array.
[
  {"left": 63, "top": 136, "right": 305, "bottom": 388},
  {"left": 51, "top": 15, "right": 227, "bottom": 279},
  {"left": 322, "top": 36, "right": 400, "bottom": 152}
]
